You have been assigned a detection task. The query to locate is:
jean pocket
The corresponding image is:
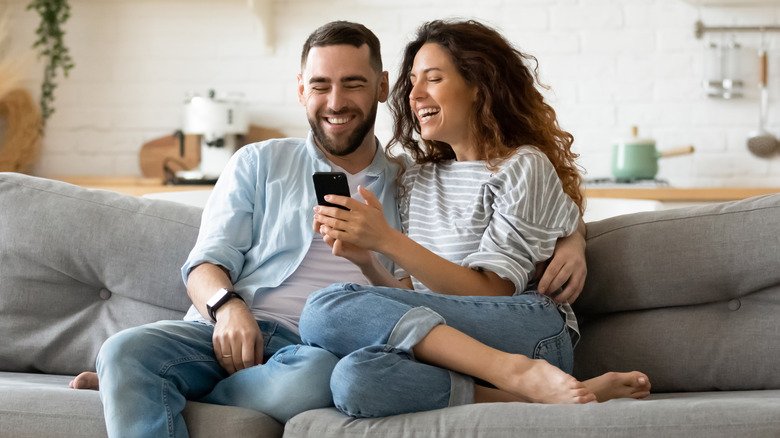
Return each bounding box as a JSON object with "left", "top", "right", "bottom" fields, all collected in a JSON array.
[{"left": 533, "top": 325, "right": 574, "bottom": 374}]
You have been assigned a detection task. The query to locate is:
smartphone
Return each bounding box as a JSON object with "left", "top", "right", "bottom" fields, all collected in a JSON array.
[{"left": 313, "top": 172, "right": 350, "bottom": 210}]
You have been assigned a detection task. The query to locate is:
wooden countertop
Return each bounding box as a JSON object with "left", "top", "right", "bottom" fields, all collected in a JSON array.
[
  {"left": 54, "top": 176, "right": 214, "bottom": 197},
  {"left": 583, "top": 187, "right": 780, "bottom": 203},
  {"left": 54, "top": 175, "right": 780, "bottom": 202}
]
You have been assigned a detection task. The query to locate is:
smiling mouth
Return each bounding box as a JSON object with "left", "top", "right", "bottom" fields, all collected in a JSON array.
[
  {"left": 325, "top": 115, "right": 353, "bottom": 125},
  {"left": 417, "top": 107, "right": 440, "bottom": 122}
]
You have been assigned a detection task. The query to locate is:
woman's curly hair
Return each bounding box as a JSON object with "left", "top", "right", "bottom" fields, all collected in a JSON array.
[{"left": 388, "top": 19, "right": 584, "bottom": 213}]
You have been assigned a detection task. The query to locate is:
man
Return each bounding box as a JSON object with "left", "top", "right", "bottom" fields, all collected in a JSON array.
[
  {"left": 71, "top": 21, "right": 396, "bottom": 438},
  {"left": 71, "top": 21, "right": 587, "bottom": 437}
]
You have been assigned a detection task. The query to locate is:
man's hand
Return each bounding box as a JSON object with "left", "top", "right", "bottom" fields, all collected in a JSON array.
[
  {"left": 211, "top": 299, "right": 264, "bottom": 374},
  {"left": 537, "top": 226, "right": 587, "bottom": 304}
]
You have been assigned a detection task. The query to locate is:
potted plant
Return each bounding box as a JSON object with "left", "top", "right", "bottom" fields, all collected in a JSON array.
[{"left": 27, "top": 0, "right": 74, "bottom": 129}]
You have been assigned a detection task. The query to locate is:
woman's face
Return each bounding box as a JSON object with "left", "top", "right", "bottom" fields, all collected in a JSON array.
[{"left": 409, "top": 43, "right": 478, "bottom": 158}]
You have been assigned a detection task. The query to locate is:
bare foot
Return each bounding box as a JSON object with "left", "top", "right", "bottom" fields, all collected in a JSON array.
[
  {"left": 584, "top": 371, "right": 651, "bottom": 402},
  {"left": 494, "top": 355, "right": 596, "bottom": 404},
  {"left": 69, "top": 371, "right": 99, "bottom": 390}
]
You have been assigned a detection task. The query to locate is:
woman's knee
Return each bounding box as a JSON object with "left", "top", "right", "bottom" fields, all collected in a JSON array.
[
  {"left": 330, "top": 353, "right": 384, "bottom": 418},
  {"left": 299, "top": 283, "right": 353, "bottom": 347},
  {"left": 330, "top": 346, "right": 424, "bottom": 418}
]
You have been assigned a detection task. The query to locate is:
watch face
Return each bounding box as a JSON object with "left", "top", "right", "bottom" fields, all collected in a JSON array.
[{"left": 207, "top": 288, "right": 230, "bottom": 309}]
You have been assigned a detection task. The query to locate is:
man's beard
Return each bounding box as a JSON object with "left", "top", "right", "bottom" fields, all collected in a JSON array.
[{"left": 309, "top": 99, "right": 379, "bottom": 157}]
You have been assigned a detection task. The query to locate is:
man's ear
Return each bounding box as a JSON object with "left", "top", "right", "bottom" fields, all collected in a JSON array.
[
  {"left": 297, "top": 74, "right": 306, "bottom": 105},
  {"left": 378, "top": 71, "right": 390, "bottom": 103}
]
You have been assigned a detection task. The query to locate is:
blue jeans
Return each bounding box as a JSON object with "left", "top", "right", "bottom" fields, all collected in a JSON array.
[
  {"left": 298, "top": 283, "right": 572, "bottom": 418},
  {"left": 96, "top": 320, "right": 338, "bottom": 438}
]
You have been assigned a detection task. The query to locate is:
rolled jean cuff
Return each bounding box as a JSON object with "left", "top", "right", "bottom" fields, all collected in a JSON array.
[
  {"left": 387, "top": 306, "right": 445, "bottom": 354},
  {"left": 449, "top": 371, "right": 474, "bottom": 406}
]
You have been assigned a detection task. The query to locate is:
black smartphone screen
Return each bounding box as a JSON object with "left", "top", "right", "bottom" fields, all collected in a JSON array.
[{"left": 313, "top": 172, "right": 350, "bottom": 210}]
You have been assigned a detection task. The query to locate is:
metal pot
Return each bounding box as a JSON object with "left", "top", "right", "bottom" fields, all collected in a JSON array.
[{"left": 611, "top": 129, "right": 694, "bottom": 180}]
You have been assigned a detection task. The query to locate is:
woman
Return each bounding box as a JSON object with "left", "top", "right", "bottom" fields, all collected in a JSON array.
[{"left": 302, "top": 19, "right": 650, "bottom": 418}]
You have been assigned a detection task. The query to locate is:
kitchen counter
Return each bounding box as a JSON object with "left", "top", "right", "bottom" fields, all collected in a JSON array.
[
  {"left": 583, "top": 187, "right": 780, "bottom": 203},
  {"left": 54, "top": 176, "right": 780, "bottom": 203},
  {"left": 53, "top": 176, "right": 213, "bottom": 197}
]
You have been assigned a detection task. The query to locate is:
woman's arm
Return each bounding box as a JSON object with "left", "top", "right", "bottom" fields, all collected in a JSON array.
[
  {"left": 315, "top": 187, "right": 514, "bottom": 297},
  {"left": 316, "top": 222, "right": 413, "bottom": 289}
]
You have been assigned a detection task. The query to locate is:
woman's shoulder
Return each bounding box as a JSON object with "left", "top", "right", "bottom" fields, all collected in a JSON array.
[
  {"left": 502, "top": 146, "right": 553, "bottom": 170},
  {"left": 494, "top": 146, "right": 556, "bottom": 185}
]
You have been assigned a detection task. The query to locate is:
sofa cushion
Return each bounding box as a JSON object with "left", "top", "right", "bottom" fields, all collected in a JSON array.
[
  {"left": 578, "top": 193, "right": 780, "bottom": 314},
  {"left": 285, "top": 391, "right": 780, "bottom": 438},
  {"left": 0, "top": 372, "right": 282, "bottom": 438},
  {"left": 0, "top": 173, "right": 201, "bottom": 375},
  {"left": 574, "top": 194, "right": 780, "bottom": 392}
]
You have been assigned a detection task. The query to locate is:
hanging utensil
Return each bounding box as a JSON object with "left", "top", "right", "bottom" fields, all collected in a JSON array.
[{"left": 747, "top": 33, "right": 779, "bottom": 157}]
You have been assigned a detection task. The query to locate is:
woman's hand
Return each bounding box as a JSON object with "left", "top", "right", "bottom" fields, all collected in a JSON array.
[
  {"left": 316, "top": 220, "right": 375, "bottom": 267},
  {"left": 313, "top": 186, "right": 395, "bottom": 254}
]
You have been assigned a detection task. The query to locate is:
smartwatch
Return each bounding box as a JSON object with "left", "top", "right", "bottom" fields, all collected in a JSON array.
[{"left": 206, "top": 288, "right": 244, "bottom": 322}]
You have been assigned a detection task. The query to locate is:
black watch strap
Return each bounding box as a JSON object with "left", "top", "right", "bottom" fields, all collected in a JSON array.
[{"left": 206, "top": 288, "right": 244, "bottom": 322}]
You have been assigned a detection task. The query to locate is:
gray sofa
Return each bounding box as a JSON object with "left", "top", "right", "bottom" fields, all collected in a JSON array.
[{"left": 1, "top": 171, "right": 779, "bottom": 438}]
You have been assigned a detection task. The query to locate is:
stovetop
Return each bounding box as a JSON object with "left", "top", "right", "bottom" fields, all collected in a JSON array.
[{"left": 584, "top": 178, "right": 671, "bottom": 188}]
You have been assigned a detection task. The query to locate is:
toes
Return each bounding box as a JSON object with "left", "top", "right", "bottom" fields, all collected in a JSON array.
[{"left": 574, "top": 393, "right": 597, "bottom": 404}]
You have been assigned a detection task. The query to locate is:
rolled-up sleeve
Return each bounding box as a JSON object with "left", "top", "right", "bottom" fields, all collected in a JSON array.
[
  {"left": 181, "top": 148, "right": 260, "bottom": 285},
  {"left": 463, "top": 153, "right": 579, "bottom": 294}
]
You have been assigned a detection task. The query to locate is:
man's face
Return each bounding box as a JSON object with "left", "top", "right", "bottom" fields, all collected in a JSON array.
[{"left": 298, "top": 44, "right": 389, "bottom": 157}]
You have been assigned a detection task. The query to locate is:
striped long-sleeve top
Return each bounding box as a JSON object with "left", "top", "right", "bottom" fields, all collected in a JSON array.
[{"left": 395, "top": 146, "right": 581, "bottom": 336}]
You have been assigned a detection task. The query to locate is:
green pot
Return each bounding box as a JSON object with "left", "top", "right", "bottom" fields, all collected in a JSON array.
[{"left": 611, "top": 140, "right": 659, "bottom": 180}]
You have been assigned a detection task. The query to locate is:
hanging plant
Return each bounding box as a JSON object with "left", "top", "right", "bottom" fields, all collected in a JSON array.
[{"left": 27, "top": 0, "right": 74, "bottom": 129}]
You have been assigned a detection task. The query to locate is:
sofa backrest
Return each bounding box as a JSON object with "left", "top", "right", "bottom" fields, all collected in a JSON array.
[
  {"left": 0, "top": 173, "right": 201, "bottom": 375},
  {"left": 575, "top": 193, "right": 780, "bottom": 393}
]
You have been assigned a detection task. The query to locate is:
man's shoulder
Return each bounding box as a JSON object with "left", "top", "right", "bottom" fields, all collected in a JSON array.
[{"left": 240, "top": 137, "right": 307, "bottom": 155}]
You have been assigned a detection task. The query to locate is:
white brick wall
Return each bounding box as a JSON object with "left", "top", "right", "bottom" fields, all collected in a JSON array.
[{"left": 5, "top": 0, "right": 780, "bottom": 186}]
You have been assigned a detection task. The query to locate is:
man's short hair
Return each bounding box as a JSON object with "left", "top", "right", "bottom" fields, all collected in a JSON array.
[{"left": 301, "top": 21, "right": 382, "bottom": 73}]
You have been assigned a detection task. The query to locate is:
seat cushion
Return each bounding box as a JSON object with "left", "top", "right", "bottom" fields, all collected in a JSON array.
[
  {"left": 0, "top": 372, "right": 282, "bottom": 438},
  {"left": 285, "top": 391, "right": 780, "bottom": 438}
]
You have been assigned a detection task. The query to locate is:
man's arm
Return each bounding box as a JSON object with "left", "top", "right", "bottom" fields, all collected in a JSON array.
[
  {"left": 536, "top": 216, "right": 587, "bottom": 304},
  {"left": 187, "top": 263, "right": 263, "bottom": 374}
]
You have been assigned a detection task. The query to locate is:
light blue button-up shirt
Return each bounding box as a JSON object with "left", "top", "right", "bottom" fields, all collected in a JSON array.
[{"left": 181, "top": 132, "right": 400, "bottom": 309}]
